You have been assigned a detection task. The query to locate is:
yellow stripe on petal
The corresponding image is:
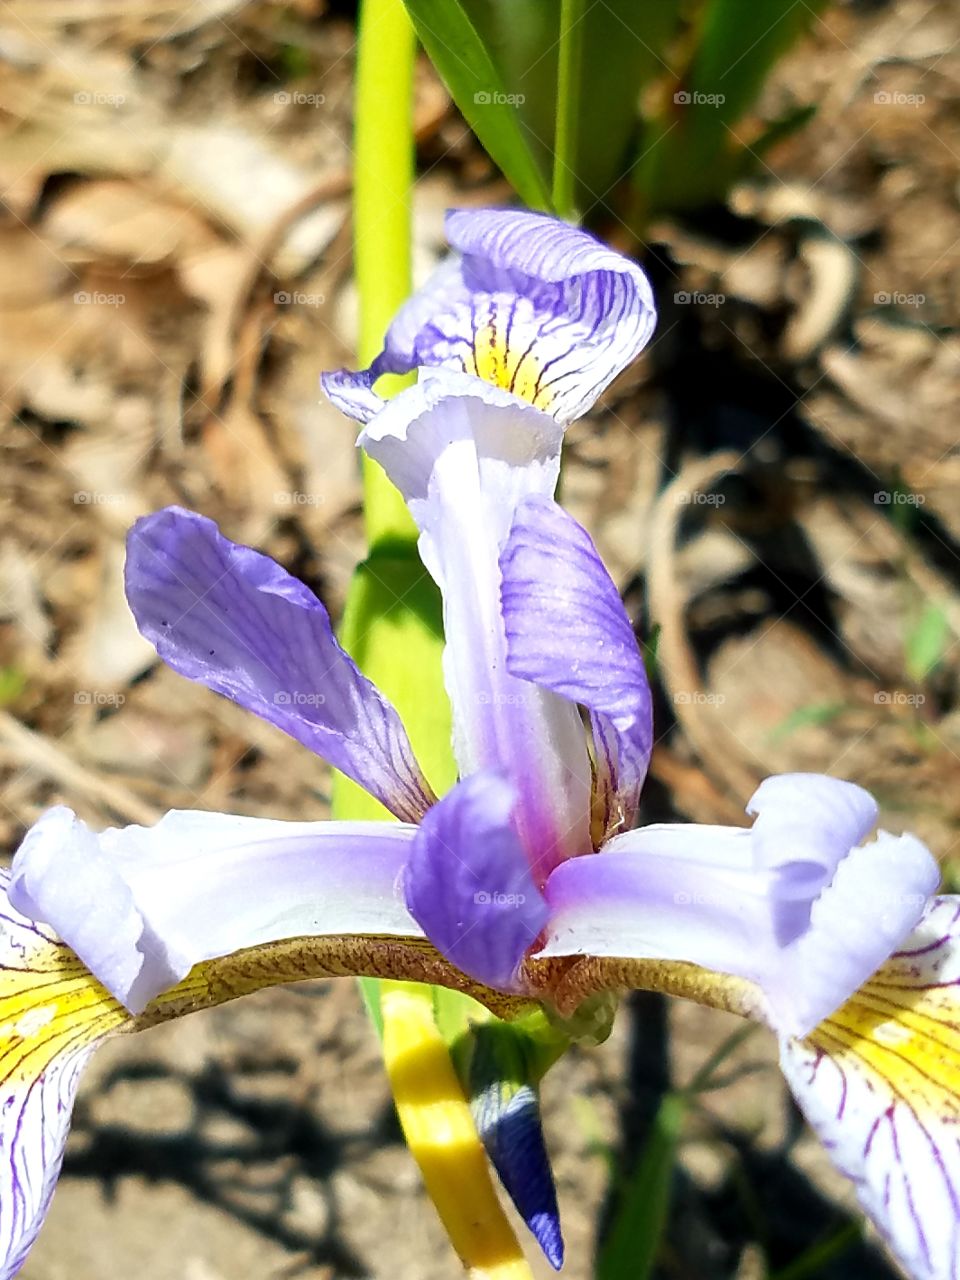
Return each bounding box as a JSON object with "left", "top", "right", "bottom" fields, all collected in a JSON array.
[
  {"left": 0, "top": 895, "right": 129, "bottom": 1277},
  {"left": 381, "top": 982, "right": 534, "bottom": 1280},
  {"left": 781, "top": 896, "right": 960, "bottom": 1280},
  {"left": 469, "top": 300, "right": 549, "bottom": 413}
]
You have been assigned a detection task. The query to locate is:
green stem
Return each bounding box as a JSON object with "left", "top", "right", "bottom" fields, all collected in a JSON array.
[
  {"left": 354, "top": 0, "right": 418, "bottom": 549},
  {"left": 552, "top": 0, "right": 586, "bottom": 221}
]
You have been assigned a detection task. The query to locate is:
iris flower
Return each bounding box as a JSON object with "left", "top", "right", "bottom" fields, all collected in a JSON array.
[{"left": 2, "top": 211, "right": 957, "bottom": 1280}]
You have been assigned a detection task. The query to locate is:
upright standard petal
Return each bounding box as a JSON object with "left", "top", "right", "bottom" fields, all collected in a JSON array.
[
  {"left": 125, "top": 507, "right": 434, "bottom": 822},
  {"left": 0, "top": 871, "right": 129, "bottom": 1280},
  {"left": 11, "top": 806, "right": 421, "bottom": 1013},
  {"left": 500, "top": 495, "right": 653, "bottom": 838},
  {"left": 781, "top": 897, "right": 960, "bottom": 1280},
  {"left": 360, "top": 371, "right": 592, "bottom": 877},
  {"left": 403, "top": 773, "right": 549, "bottom": 993},
  {"left": 323, "top": 208, "right": 656, "bottom": 425},
  {"left": 540, "top": 776, "right": 939, "bottom": 1037}
]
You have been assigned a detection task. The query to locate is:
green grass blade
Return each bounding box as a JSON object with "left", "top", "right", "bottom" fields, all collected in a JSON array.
[
  {"left": 402, "top": 0, "right": 552, "bottom": 210},
  {"left": 597, "top": 1092, "right": 687, "bottom": 1280}
]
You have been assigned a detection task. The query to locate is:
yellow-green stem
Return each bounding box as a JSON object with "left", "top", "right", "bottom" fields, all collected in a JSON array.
[{"left": 354, "top": 0, "right": 418, "bottom": 549}]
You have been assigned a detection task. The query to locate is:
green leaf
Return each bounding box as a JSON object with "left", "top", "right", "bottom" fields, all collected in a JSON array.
[
  {"left": 597, "top": 1092, "right": 687, "bottom": 1280},
  {"left": 574, "top": 0, "right": 681, "bottom": 210},
  {"left": 905, "top": 602, "right": 950, "bottom": 686},
  {"left": 401, "top": 0, "right": 552, "bottom": 209},
  {"left": 636, "top": 0, "right": 828, "bottom": 213}
]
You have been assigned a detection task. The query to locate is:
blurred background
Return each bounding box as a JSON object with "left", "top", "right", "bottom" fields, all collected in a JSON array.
[{"left": 0, "top": 0, "right": 957, "bottom": 1276}]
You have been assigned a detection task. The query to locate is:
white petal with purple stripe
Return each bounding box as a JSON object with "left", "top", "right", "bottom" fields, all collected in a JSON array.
[
  {"left": 781, "top": 896, "right": 960, "bottom": 1279},
  {"left": 323, "top": 208, "right": 656, "bottom": 425}
]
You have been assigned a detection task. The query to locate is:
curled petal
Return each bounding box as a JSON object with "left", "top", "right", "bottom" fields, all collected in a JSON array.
[
  {"left": 404, "top": 773, "right": 549, "bottom": 992},
  {"left": 540, "top": 786, "right": 939, "bottom": 1036},
  {"left": 11, "top": 806, "right": 420, "bottom": 1012},
  {"left": 500, "top": 495, "right": 652, "bottom": 835},
  {"left": 125, "top": 507, "right": 434, "bottom": 822},
  {"left": 323, "top": 208, "right": 656, "bottom": 424},
  {"left": 0, "top": 872, "right": 127, "bottom": 1279},
  {"left": 748, "top": 772, "right": 879, "bottom": 886},
  {"left": 361, "top": 372, "right": 592, "bottom": 876},
  {"left": 781, "top": 897, "right": 960, "bottom": 1280}
]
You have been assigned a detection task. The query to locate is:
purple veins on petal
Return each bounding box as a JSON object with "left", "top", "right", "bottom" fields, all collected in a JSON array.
[
  {"left": 402, "top": 772, "right": 549, "bottom": 992},
  {"left": 500, "top": 494, "right": 653, "bottom": 832},
  {"left": 124, "top": 506, "right": 435, "bottom": 823},
  {"left": 322, "top": 207, "right": 656, "bottom": 425}
]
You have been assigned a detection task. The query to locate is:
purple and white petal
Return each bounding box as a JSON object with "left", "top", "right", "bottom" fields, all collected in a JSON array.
[
  {"left": 360, "top": 371, "right": 593, "bottom": 879},
  {"left": 11, "top": 805, "right": 421, "bottom": 1013},
  {"left": 323, "top": 208, "right": 656, "bottom": 425},
  {"left": 539, "top": 776, "right": 939, "bottom": 1036},
  {"left": 500, "top": 495, "right": 653, "bottom": 835},
  {"left": 403, "top": 773, "right": 549, "bottom": 992},
  {"left": 0, "top": 871, "right": 126, "bottom": 1280},
  {"left": 321, "top": 257, "right": 468, "bottom": 422},
  {"left": 781, "top": 896, "right": 960, "bottom": 1280},
  {"left": 125, "top": 507, "right": 434, "bottom": 823}
]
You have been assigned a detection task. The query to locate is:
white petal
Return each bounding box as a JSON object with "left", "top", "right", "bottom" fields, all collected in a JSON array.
[
  {"left": 0, "top": 872, "right": 126, "bottom": 1279},
  {"left": 360, "top": 371, "right": 593, "bottom": 879},
  {"left": 781, "top": 896, "right": 960, "bottom": 1280},
  {"left": 11, "top": 806, "right": 420, "bottom": 1012}
]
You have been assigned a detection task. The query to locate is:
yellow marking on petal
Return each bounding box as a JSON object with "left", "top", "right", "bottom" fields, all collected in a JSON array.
[
  {"left": 0, "top": 940, "right": 129, "bottom": 1087},
  {"left": 381, "top": 982, "right": 534, "bottom": 1279},
  {"left": 810, "top": 976, "right": 960, "bottom": 1116},
  {"left": 471, "top": 321, "right": 549, "bottom": 412}
]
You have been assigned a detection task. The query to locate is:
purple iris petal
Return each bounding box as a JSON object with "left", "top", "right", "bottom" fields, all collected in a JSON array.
[
  {"left": 323, "top": 208, "right": 656, "bottom": 425},
  {"left": 540, "top": 775, "right": 940, "bottom": 1036},
  {"left": 500, "top": 494, "right": 653, "bottom": 832},
  {"left": 11, "top": 806, "right": 421, "bottom": 1013},
  {"left": 403, "top": 773, "right": 549, "bottom": 992},
  {"left": 124, "top": 507, "right": 434, "bottom": 822}
]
